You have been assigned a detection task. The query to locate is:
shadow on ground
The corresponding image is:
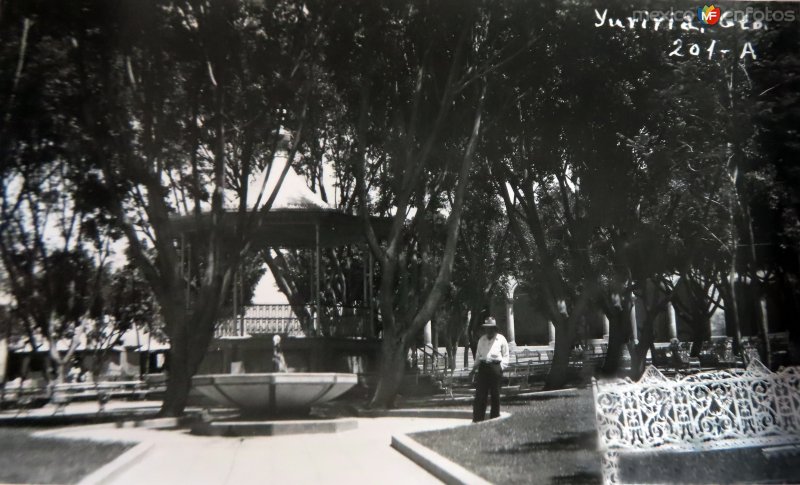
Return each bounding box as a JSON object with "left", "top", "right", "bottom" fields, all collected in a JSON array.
[
  {"left": 492, "top": 430, "right": 597, "bottom": 454},
  {"left": 550, "top": 471, "right": 603, "bottom": 485}
]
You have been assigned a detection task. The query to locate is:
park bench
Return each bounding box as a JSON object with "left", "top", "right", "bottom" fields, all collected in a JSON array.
[
  {"left": 578, "top": 343, "right": 607, "bottom": 365},
  {"left": 507, "top": 349, "right": 553, "bottom": 387},
  {"left": 50, "top": 380, "right": 147, "bottom": 414},
  {"left": 13, "top": 388, "right": 50, "bottom": 416},
  {"left": 591, "top": 361, "right": 800, "bottom": 484},
  {"left": 513, "top": 348, "right": 552, "bottom": 368}
]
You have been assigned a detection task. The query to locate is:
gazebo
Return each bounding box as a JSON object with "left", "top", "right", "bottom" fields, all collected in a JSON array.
[{"left": 169, "top": 168, "right": 391, "bottom": 339}]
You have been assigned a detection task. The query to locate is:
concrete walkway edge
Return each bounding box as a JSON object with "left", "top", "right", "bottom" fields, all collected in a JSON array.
[
  {"left": 391, "top": 434, "right": 492, "bottom": 485},
  {"left": 78, "top": 441, "right": 154, "bottom": 485}
]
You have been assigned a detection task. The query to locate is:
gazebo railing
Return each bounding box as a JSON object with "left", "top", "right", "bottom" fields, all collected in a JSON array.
[
  {"left": 215, "top": 304, "right": 304, "bottom": 338},
  {"left": 214, "top": 303, "right": 373, "bottom": 338}
]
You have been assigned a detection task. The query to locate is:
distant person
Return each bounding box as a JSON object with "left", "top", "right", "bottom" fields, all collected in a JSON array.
[
  {"left": 470, "top": 317, "right": 509, "bottom": 422},
  {"left": 272, "top": 335, "right": 288, "bottom": 373},
  {"left": 67, "top": 364, "right": 81, "bottom": 383},
  {"left": 669, "top": 338, "right": 684, "bottom": 370}
]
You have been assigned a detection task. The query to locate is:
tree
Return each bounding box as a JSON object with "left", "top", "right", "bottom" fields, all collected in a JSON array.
[
  {"left": 0, "top": 0, "right": 333, "bottom": 415},
  {"left": 0, "top": 100, "right": 116, "bottom": 384},
  {"left": 320, "top": 0, "right": 536, "bottom": 407},
  {"left": 451, "top": 169, "right": 512, "bottom": 360},
  {"left": 86, "top": 263, "right": 159, "bottom": 379},
  {"left": 482, "top": 0, "right": 675, "bottom": 387}
]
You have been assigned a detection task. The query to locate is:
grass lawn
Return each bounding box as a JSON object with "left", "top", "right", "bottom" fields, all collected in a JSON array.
[
  {"left": 411, "top": 388, "right": 800, "bottom": 484},
  {"left": 411, "top": 389, "right": 602, "bottom": 484},
  {"left": 0, "top": 427, "right": 132, "bottom": 484}
]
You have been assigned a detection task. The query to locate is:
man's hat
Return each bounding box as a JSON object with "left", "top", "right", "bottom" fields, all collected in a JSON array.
[{"left": 482, "top": 317, "right": 498, "bottom": 328}]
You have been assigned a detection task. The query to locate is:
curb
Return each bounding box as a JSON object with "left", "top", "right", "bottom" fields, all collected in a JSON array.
[
  {"left": 391, "top": 434, "right": 492, "bottom": 485},
  {"left": 512, "top": 387, "right": 579, "bottom": 399},
  {"left": 191, "top": 417, "right": 359, "bottom": 437},
  {"left": 360, "top": 408, "right": 476, "bottom": 419},
  {"left": 0, "top": 409, "right": 161, "bottom": 427},
  {"left": 31, "top": 423, "right": 129, "bottom": 439},
  {"left": 115, "top": 415, "right": 201, "bottom": 429},
  {"left": 78, "top": 441, "right": 153, "bottom": 485},
  {"left": 391, "top": 412, "right": 512, "bottom": 484},
  {"left": 31, "top": 414, "right": 200, "bottom": 439}
]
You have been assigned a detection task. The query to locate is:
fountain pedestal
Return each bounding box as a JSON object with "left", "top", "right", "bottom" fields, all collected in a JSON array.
[
  {"left": 190, "top": 373, "right": 359, "bottom": 436},
  {"left": 191, "top": 417, "right": 359, "bottom": 436}
]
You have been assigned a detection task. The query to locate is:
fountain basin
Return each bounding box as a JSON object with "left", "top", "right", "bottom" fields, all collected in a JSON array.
[{"left": 192, "top": 373, "right": 358, "bottom": 414}]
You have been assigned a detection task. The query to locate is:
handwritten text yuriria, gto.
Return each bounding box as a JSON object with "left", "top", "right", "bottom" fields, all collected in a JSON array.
[{"left": 594, "top": 9, "right": 767, "bottom": 32}]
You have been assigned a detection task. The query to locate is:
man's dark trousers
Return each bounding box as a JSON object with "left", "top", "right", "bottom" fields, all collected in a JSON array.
[{"left": 473, "top": 361, "right": 502, "bottom": 422}]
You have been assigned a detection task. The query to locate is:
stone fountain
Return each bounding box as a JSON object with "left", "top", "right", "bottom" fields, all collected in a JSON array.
[
  {"left": 192, "top": 372, "right": 358, "bottom": 415},
  {"left": 192, "top": 335, "right": 359, "bottom": 437},
  {"left": 190, "top": 372, "right": 359, "bottom": 436}
]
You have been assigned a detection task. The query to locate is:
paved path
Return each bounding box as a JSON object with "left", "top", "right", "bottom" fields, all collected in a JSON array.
[
  {"left": 45, "top": 416, "right": 468, "bottom": 485},
  {"left": 0, "top": 399, "right": 164, "bottom": 419}
]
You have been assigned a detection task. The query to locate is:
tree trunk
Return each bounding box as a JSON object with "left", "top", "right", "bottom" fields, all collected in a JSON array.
[
  {"left": 368, "top": 331, "right": 407, "bottom": 409},
  {"left": 58, "top": 362, "right": 70, "bottom": 384},
  {"left": 264, "top": 250, "right": 314, "bottom": 333},
  {"left": 158, "top": 298, "right": 217, "bottom": 417},
  {"left": 544, "top": 318, "right": 575, "bottom": 390},
  {"left": 447, "top": 342, "right": 456, "bottom": 370},
  {"left": 160, "top": 347, "right": 193, "bottom": 416},
  {"left": 467, "top": 304, "right": 483, "bottom": 357},
  {"left": 719, "top": 280, "right": 743, "bottom": 354},
  {"left": 690, "top": 317, "right": 710, "bottom": 357},
  {"left": 630, "top": 316, "right": 656, "bottom": 380},
  {"left": 756, "top": 290, "right": 772, "bottom": 368},
  {"left": 779, "top": 270, "right": 800, "bottom": 351},
  {"left": 0, "top": 336, "right": 7, "bottom": 387},
  {"left": 47, "top": 336, "right": 73, "bottom": 385},
  {"left": 601, "top": 309, "right": 630, "bottom": 376},
  {"left": 160, "top": 312, "right": 189, "bottom": 416}
]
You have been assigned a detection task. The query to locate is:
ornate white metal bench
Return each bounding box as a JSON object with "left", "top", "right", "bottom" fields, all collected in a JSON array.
[{"left": 592, "top": 361, "right": 800, "bottom": 484}]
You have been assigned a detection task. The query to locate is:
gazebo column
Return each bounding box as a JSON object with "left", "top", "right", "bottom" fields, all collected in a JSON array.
[
  {"left": 368, "top": 250, "right": 375, "bottom": 337},
  {"left": 314, "top": 222, "right": 321, "bottom": 334},
  {"left": 239, "top": 270, "right": 245, "bottom": 335},
  {"left": 602, "top": 314, "right": 610, "bottom": 341},
  {"left": 548, "top": 321, "right": 556, "bottom": 347},
  {"left": 421, "top": 321, "right": 433, "bottom": 373},
  {"left": 504, "top": 278, "right": 517, "bottom": 345},
  {"left": 180, "top": 233, "right": 192, "bottom": 312},
  {"left": 0, "top": 335, "right": 7, "bottom": 383},
  {"left": 505, "top": 298, "right": 516, "bottom": 345},
  {"left": 119, "top": 348, "right": 129, "bottom": 374},
  {"left": 630, "top": 295, "right": 639, "bottom": 344},
  {"left": 361, "top": 245, "right": 370, "bottom": 338},
  {"left": 233, "top": 265, "right": 244, "bottom": 336},
  {"left": 667, "top": 302, "right": 677, "bottom": 340},
  {"left": 463, "top": 311, "right": 471, "bottom": 369},
  {"left": 423, "top": 321, "right": 433, "bottom": 347},
  {"left": 759, "top": 297, "right": 769, "bottom": 336}
]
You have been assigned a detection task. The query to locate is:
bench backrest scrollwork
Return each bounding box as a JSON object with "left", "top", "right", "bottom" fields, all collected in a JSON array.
[
  {"left": 592, "top": 361, "right": 800, "bottom": 484},
  {"left": 593, "top": 361, "right": 800, "bottom": 454}
]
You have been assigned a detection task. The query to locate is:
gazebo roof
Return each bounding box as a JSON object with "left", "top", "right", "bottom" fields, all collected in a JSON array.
[
  {"left": 237, "top": 167, "right": 334, "bottom": 212},
  {"left": 170, "top": 209, "right": 392, "bottom": 248},
  {"left": 170, "top": 166, "right": 392, "bottom": 248}
]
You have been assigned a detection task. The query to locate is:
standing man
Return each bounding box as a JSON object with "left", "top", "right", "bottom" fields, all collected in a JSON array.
[{"left": 470, "top": 317, "right": 509, "bottom": 422}]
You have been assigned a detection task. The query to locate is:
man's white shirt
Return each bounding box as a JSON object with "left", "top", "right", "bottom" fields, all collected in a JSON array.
[{"left": 473, "top": 333, "right": 510, "bottom": 371}]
